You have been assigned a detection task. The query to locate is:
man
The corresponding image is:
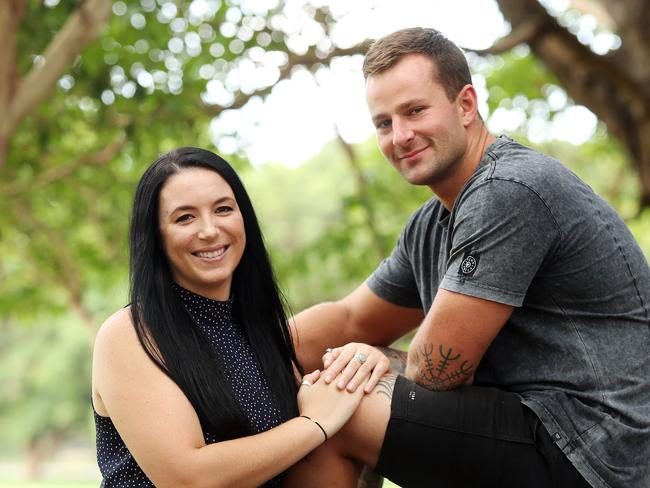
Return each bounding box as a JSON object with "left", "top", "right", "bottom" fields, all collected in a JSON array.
[{"left": 292, "top": 27, "right": 650, "bottom": 487}]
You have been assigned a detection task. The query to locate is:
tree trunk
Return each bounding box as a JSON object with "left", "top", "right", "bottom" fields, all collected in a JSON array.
[
  {"left": 494, "top": 0, "right": 650, "bottom": 208},
  {"left": 0, "top": 0, "right": 25, "bottom": 170},
  {"left": 0, "top": 0, "right": 112, "bottom": 169}
]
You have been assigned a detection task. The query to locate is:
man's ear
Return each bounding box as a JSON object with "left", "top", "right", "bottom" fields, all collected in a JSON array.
[{"left": 456, "top": 84, "right": 479, "bottom": 127}]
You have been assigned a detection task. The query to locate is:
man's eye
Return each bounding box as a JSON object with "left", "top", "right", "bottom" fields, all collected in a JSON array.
[{"left": 377, "top": 120, "right": 391, "bottom": 129}]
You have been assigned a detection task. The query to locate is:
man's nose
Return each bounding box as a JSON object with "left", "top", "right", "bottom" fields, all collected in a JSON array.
[{"left": 392, "top": 119, "right": 414, "bottom": 147}]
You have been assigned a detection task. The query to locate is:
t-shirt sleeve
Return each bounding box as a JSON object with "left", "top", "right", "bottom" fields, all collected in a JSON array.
[
  {"left": 367, "top": 225, "right": 423, "bottom": 309},
  {"left": 440, "top": 179, "right": 559, "bottom": 306}
]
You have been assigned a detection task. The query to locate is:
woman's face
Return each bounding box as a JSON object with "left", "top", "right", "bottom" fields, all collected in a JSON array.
[{"left": 158, "top": 167, "right": 246, "bottom": 301}]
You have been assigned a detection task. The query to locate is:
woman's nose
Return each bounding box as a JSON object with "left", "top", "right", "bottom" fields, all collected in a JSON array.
[{"left": 197, "top": 217, "right": 219, "bottom": 240}]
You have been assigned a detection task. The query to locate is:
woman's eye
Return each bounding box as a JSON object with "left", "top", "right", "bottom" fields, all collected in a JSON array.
[
  {"left": 216, "top": 206, "right": 233, "bottom": 214},
  {"left": 175, "top": 214, "right": 192, "bottom": 223}
]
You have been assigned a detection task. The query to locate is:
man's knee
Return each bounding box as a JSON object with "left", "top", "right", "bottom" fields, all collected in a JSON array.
[{"left": 337, "top": 373, "right": 395, "bottom": 467}]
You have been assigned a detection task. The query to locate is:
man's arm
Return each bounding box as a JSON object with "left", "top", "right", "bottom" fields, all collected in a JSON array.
[
  {"left": 405, "top": 288, "right": 513, "bottom": 391},
  {"left": 291, "top": 282, "right": 424, "bottom": 372}
]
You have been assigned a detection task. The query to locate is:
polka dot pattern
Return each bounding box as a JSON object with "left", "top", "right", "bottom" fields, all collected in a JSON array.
[
  {"left": 94, "top": 284, "right": 283, "bottom": 487},
  {"left": 176, "top": 284, "right": 284, "bottom": 438}
]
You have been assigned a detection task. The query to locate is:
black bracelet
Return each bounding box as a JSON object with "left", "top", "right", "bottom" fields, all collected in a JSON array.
[{"left": 299, "top": 415, "right": 328, "bottom": 442}]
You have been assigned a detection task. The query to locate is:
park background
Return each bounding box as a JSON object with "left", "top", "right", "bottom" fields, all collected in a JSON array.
[{"left": 1, "top": 0, "right": 649, "bottom": 485}]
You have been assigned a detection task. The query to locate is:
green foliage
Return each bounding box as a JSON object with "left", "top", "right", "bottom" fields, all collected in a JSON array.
[
  {"left": 0, "top": 315, "right": 95, "bottom": 453},
  {"left": 0, "top": 0, "right": 285, "bottom": 461},
  {"left": 1, "top": 0, "right": 648, "bottom": 476},
  {"left": 246, "top": 139, "right": 430, "bottom": 309},
  {"left": 479, "top": 48, "right": 559, "bottom": 113},
  {"left": 628, "top": 209, "right": 650, "bottom": 256}
]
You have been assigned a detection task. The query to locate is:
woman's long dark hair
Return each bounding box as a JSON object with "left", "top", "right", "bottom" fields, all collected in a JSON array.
[{"left": 129, "top": 147, "right": 301, "bottom": 440}]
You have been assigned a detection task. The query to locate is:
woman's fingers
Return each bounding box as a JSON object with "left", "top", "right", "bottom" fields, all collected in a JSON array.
[
  {"left": 339, "top": 350, "right": 386, "bottom": 392},
  {"left": 321, "top": 343, "right": 392, "bottom": 393},
  {"left": 298, "top": 371, "right": 370, "bottom": 437},
  {"left": 363, "top": 356, "right": 390, "bottom": 393},
  {"left": 321, "top": 347, "right": 339, "bottom": 369},
  {"left": 323, "top": 345, "right": 356, "bottom": 384},
  {"left": 300, "top": 369, "right": 321, "bottom": 389}
]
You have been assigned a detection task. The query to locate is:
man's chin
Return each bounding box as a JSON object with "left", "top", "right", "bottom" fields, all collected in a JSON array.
[{"left": 401, "top": 169, "right": 431, "bottom": 186}]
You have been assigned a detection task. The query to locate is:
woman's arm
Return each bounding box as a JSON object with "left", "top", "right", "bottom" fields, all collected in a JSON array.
[{"left": 92, "top": 308, "right": 365, "bottom": 488}]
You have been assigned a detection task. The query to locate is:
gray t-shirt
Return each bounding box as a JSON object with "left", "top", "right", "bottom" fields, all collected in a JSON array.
[{"left": 368, "top": 136, "right": 650, "bottom": 488}]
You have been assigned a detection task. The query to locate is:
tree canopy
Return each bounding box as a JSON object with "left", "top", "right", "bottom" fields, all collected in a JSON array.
[{"left": 0, "top": 0, "right": 648, "bottom": 478}]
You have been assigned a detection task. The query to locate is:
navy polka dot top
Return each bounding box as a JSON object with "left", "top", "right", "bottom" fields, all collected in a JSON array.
[{"left": 94, "top": 284, "right": 284, "bottom": 487}]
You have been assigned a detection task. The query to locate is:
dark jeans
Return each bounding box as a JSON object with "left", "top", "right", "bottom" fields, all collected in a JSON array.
[{"left": 375, "top": 376, "right": 591, "bottom": 488}]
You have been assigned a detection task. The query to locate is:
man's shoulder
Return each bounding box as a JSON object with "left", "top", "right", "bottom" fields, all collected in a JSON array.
[
  {"left": 466, "top": 136, "right": 586, "bottom": 209},
  {"left": 486, "top": 137, "right": 572, "bottom": 184}
]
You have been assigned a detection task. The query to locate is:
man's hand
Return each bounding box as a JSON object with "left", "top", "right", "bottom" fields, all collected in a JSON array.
[{"left": 376, "top": 346, "right": 407, "bottom": 374}]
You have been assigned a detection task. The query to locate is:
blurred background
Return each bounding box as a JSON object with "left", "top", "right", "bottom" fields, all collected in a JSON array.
[{"left": 1, "top": 0, "right": 649, "bottom": 485}]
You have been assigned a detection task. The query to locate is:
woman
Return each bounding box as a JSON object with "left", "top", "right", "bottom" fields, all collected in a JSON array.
[{"left": 91, "top": 147, "right": 390, "bottom": 487}]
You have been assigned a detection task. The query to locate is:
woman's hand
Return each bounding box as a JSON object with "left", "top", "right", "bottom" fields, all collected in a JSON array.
[
  {"left": 297, "top": 370, "right": 368, "bottom": 439},
  {"left": 321, "top": 343, "right": 390, "bottom": 394}
]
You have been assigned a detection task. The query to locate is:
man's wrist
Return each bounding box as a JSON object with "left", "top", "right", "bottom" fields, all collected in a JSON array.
[{"left": 377, "top": 346, "right": 407, "bottom": 374}]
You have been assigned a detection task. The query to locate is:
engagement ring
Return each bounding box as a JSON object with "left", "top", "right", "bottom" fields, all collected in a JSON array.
[{"left": 354, "top": 352, "right": 368, "bottom": 364}]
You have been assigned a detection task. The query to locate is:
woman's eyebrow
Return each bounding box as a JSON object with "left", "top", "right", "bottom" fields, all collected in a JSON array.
[{"left": 169, "top": 196, "right": 235, "bottom": 214}]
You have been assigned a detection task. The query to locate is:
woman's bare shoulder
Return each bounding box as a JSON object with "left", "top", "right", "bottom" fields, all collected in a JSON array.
[{"left": 94, "top": 306, "right": 140, "bottom": 355}]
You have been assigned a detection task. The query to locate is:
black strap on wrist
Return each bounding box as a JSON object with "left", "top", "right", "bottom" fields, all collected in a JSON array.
[{"left": 299, "top": 415, "right": 328, "bottom": 442}]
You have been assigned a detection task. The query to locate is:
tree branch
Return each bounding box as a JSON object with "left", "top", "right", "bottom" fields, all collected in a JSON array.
[
  {"left": 13, "top": 198, "right": 96, "bottom": 339},
  {"left": 568, "top": 0, "right": 614, "bottom": 28},
  {"left": 202, "top": 44, "right": 368, "bottom": 116},
  {"left": 0, "top": 0, "right": 26, "bottom": 170},
  {"left": 0, "top": 0, "right": 112, "bottom": 170},
  {"left": 0, "top": 132, "right": 125, "bottom": 197},
  {"left": 0, "top": 0, "right": 24, "bottom": 109},
  {"left": 335, "top": 129, "right": 388, "bottom": 259},
  {"left": 495, "top": 0, "right": 650, "bottom": 207},
  {"left": 463, "top": 20, "right": 542, "bottom": 55}
]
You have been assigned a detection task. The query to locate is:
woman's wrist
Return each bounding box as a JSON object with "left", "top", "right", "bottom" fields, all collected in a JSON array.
[{"left": 299, "top": 415, "right": 328, "bottom": 442}]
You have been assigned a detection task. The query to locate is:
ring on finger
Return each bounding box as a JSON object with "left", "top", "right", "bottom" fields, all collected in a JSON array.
[
  {"left": 301, "top": 379, "right": 313, "bottom": 386},
  {"left": 324, "top": 347, "right": 333, "bottom": 354},
  {"left": 354, "top": 352, "right": 368, "bottom": 364}
]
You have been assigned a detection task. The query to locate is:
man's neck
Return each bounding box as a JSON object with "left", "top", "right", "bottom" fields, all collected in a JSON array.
[{"left": 434, "top": 126, "right": 495, "bottom": 210}]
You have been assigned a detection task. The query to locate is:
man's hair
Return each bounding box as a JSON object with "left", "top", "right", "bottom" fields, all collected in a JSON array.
[{"left": 363, "top": 27, "right": 472, "bottom": 101}]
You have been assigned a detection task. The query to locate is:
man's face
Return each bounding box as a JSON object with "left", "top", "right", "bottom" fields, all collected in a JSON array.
[{"left": 366, "top": 54, "right": 469, "bottom": 189}]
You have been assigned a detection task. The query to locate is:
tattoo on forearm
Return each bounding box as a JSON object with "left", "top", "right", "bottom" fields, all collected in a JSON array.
[
  {"left": 375, "top": 373, "right": 397, "bottom": 401},
  {"left": 416, "top": 344, "right": 473, "bottom": 391},
  {"left": 377, "top": 347, "right": 407, "bottom": 374}
]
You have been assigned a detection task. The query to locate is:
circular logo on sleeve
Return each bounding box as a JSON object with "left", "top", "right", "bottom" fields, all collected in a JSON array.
[{"left": 460, "top": 255, "right": 478, "bottom": 275}]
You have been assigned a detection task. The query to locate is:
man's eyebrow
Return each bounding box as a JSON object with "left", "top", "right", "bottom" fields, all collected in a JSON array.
[{"left": 372, "top": 113, "right": 389, "bottom": 124}]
